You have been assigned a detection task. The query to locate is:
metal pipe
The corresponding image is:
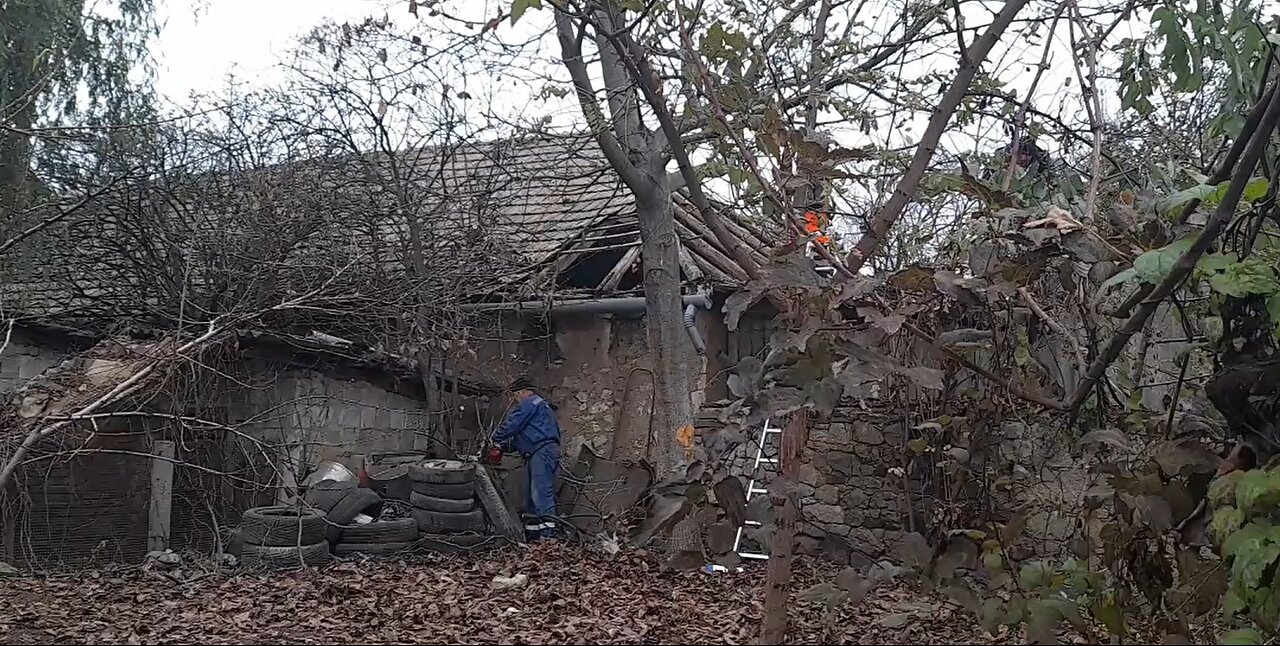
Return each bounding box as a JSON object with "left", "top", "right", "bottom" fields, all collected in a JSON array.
[
  {"left": 459, "top": 294, "right": 711, "bottom": 314},
  {"left": 684, "top": 302, "right": 707, "bottom": 355}
]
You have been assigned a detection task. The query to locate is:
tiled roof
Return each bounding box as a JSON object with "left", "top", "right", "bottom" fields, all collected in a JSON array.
[{"left": 0, "top": 135, "right": 771, "bottom": 327}]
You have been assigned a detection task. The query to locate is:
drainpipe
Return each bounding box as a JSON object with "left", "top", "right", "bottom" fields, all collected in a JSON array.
[
  {"left": 459, "top": 294, "right": 711, "bottom": 314},
  {"left": 684, "top": 299, "right": 709, "bottom": 355}
]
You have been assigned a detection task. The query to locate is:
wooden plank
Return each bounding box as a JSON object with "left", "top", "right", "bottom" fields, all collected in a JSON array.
[
  {"left": 147, "top": 440, "right": 175, "bottom": 553},
  {"left": 677, "top": 241, "right": 704, "bottom": 283},
  {"left": 674, "top": 195, "right": 773, "bottom": 258},
  {"left": 675, "top": 221, "right": 750, "bottom": 282},
  {"left": 598, "top": 245, "right": 642, "bottom": 292},
  {"left": 673, "top": 205, "right": 769, "bottom": 271}
]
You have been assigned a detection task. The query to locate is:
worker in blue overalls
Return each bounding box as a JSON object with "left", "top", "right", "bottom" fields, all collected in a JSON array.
[{"left": 492, "top": 378, "right": 561, "bottom": 540}]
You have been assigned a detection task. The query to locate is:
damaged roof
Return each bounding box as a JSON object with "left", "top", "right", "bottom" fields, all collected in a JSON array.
[
  {"left": 372, "top": 135, "right": 773, "bottom": 295},
  {"left": 0, "top": 134, "right": 773, "bottom": 330}
]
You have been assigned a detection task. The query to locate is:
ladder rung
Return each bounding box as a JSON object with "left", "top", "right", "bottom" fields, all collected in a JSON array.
[
  {"left": 743, "top": 520, "right": 761, "bottom": 527},
  {"left": 739, "top": 552, "right": 769, "bottom": 560},
  {"left": 755, "top": 457, "right": 778, "bottom": 465},
  {"left": 749, "top": 486, "right": 769, "bottom": 496}
]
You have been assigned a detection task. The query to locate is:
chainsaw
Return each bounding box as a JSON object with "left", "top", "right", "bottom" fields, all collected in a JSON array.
[{"left": 477, "top": 433, "right": 503, "bottom": 465}]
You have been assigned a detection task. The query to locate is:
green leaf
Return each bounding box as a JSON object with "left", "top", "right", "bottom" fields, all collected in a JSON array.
[
  {"left": 1210, "top": 506, "right": 1245, "bottom": 543},
  {"left": 510, "top": 0, "right": 543, "bottom": 25},
  {"left": 1236, "top": 470, "right": 1280, "bottom": 514},
  {"left": 1099, "top": 267, "right": 1137, "bottom": 293},
  {"left": 1210, "top": 472, "right": 1245, "bottom": 507},
  {"left": 1134, "top": 237, "right": 1195, "bottom": 283},
  {"left": 1223, "top": 520, "right": 1273, "bottom": 559},
  {"left": 1225, "top": 589, "right": 1248, "bottom": 614},
  {"left": 1199, "top": 253, "right": 1239, "bottom": 273},
  {"left": 1221, "top": 628, "right": 1263, "bottom": 645},
  {"left": 1093, "top": 598, "right": 1125, "bottom": 636},
  {"left": 1156, "top": 183, "right": 1219, "bottom": 215},
  {"left": 1017, "top": 562, "right": 1051, "bottom": 591},
  {"left": 1244, "top": 177, "right": 1271, "bottom": 203},
  {"left": 1237, "top": 540, "right": 1280, "bottom": 590}
]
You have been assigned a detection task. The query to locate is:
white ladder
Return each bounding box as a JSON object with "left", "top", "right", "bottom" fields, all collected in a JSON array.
[
  {"left": 805, "top": 239, "right": 838, "bottom": 277},
  {"left": 731, "top": 418, "right": 784, "bottom": 560}
]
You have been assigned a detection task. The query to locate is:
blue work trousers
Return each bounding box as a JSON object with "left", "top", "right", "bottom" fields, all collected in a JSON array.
[{"left": 525, "top": 442, "right": 560, "bottom": 538}]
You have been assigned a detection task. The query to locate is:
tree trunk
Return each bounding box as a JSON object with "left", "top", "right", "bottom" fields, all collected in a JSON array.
[
  {"left": 635, "top": 186, "right": 692, "bottom": 477},
  {"left": 760, "top": 410, "right": 810, "bottom": 643}
]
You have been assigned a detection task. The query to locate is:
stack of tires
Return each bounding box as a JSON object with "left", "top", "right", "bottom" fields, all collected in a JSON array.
[
  {"left": 237, "top": 506, "right": 331, "bottom": 569},
  {"left": 408, "top": 460, "right": 493, "bottom": 551},
  {"left": 304, "top": 479, "right": 420, "bottom": 557}
]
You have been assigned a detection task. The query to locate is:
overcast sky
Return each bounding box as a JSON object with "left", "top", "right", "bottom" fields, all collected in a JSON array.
[
  {"left": 151, "top": 0, "right": 1136, "bottom": 146},
  {"left": 154, "top": 0, "right": 392, "bottom": 103}
]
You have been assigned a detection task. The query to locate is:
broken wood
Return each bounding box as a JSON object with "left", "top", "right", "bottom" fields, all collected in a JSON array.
[{"left": 599, "top": 245, "right": 642, "bottom": 292}]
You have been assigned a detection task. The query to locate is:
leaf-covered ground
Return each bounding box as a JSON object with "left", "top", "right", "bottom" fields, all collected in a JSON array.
[{"left": 0, "top": 544, "right": 1010, "bottom": 644}]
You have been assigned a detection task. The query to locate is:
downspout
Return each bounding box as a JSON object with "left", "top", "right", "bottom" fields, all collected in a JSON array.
[
  {"left": 683, "top": 292, "right": 712, "bottom": 355},
  {"left": 458, "top": 294, "right": 712, "bottom": 314}
]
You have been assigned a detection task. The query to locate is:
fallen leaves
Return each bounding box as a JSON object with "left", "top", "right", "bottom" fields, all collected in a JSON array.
[{"left": 0, "top": 544, "right": 1006, "bottom": 645}]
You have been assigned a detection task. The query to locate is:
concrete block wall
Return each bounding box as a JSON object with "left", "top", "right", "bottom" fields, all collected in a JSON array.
[
  {"left": 244, "top": 370, "right": 432, "bottom": 480},
  {"left": 0, "top": 330, "right": 71, "bottom": 395}
]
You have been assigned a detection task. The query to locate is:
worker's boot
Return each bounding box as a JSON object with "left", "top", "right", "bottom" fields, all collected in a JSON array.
[{"left": 522, "top": 514, "right": 548, "bottom": 542}]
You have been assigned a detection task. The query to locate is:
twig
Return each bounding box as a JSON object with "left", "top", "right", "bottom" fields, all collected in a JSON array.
[
  {"left": 1018, "top": 286, "right": 1087, "bottom": 380},
  {"left": 1067, "top": 1, "right": 1105, "bottom": 220},
  {"left": 1003, "top": 3, "right": 1065, "bottom": 191},
  {"left": 845, "top": 0, "right": 1032, "bottom": 273},
  {"left": 0, "top": 319, "right": 13, "bottom": 358},
  {"left": 1065, "top": 80, "right": 1280, "bottom": 413},
  {"left": 0, "top": 173, "right": 131, "bottom": 257}
]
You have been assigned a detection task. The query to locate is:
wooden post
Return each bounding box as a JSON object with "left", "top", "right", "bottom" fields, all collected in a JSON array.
[
  {"left": 147, "top": 440, "right": 175, "bottom": 553},
  {"left": 1, "top": 486, "right": 16, "bottom": 564},
  {"left": 760, "top": 410, "right": 810, "bottom": 642}
]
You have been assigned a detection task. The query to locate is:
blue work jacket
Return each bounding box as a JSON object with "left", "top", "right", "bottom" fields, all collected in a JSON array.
[{"left": 493, "top": 395, "right": 561, "bottom": 456}]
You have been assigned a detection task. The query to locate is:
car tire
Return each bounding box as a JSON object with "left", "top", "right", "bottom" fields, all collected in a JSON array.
[
  {"left": 323, "top": 488, "right": 383, "bottom": 544},
  {"left": 337, "top": 518, "right": 419, "bottom": 544},
  {"left": 240, "top": 506, "right": 328, "bottom": 547},
  {"left": 305, "top": 479, "right": 357, "bottom": 513},
  {"left": 332, "top": 541, "right": 415, "bottom": 557},
  {"left": 410, "top": 491, "right": 474, "bottom": 513},
  {"left": 409, "top": 480, "right": 475, "bottom": 500},
  {"left": 410, "top": 507, "right": 485, "bottom": 534},
  {"left": 241, "top": 541, "right": 330, "bottom": 569},
  {"left": 407, "top": 460, "right": 474, "bottom": 485}
]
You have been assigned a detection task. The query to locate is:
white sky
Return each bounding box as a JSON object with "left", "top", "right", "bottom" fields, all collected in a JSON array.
[
  {"left": 154, "top": 0, "right": 394, "bottom": 103},
  {"left": 152, "top": 0, "right": 1135, "bottom": 149},
  {"left": 147, "top": 0, "right": 1153, "bottom": 238}
]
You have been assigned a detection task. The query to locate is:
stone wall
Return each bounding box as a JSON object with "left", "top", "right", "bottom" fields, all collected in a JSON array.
[
  {"left": 797, "top": 407, "right": 910, "bottom": 561},
  {"left": 785, "top": 405, "right": 1089, "bottom": 565},
  {"left": 453, "top": 306, "right": 742, "bottom": 463}
]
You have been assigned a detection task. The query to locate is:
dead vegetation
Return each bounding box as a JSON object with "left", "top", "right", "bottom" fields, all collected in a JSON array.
[{"left": 0, "top": 544, "right": 1010, "bottom": 645}]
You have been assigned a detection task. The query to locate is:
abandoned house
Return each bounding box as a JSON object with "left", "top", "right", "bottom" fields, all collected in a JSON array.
[
  {"left": 0, "top": 134, "right": 1125, "bottom": 570},
  {"left": 0, "top": 134, "right": 797, "bottom": 567}
]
